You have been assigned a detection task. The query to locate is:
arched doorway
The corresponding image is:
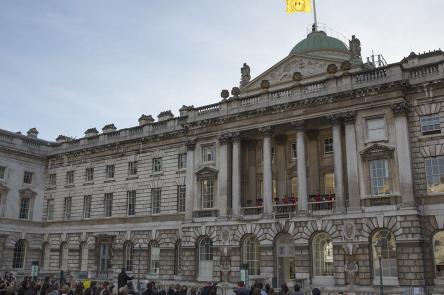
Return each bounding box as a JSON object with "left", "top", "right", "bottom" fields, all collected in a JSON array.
[{"left": 275, "top": 233, "right": 295, "bottom": 287}]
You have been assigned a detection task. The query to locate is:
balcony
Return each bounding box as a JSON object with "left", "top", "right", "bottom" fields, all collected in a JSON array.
[
  {"left": 308, "top": 194, "right": 335, "bottom": 214},
  {"left": 273, "top": 196, "right": 297, "bottom": 218}
]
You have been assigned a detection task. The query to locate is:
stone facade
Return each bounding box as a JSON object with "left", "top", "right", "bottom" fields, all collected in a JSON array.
[{"left": 1, "top": 31, "right": 444, "bottom": 294}]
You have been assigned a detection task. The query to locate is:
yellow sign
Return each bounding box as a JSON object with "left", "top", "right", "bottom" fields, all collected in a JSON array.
[{"left": 286, "top": 0, "right": 312, "bottom": 13}]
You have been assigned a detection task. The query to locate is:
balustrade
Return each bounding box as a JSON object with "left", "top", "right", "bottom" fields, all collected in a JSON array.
[
  {"left": 196, "top": 103, "right": 221, "bottom": 115},
  {"left": 308, "top": 194, "right": 335, "bottom": 212},
  {"left": 270, "top": 89, "right": 292, "bottom": 101},
  {"left": 354, "top": 68, "right": 387, "bottom": 83},
  {"left": 303, "top": 81, "right": 327, "bottom": 94},
  {"left": 409, "top": 64, "right": 440, "bottom": 78},
  {"left": 240, "top": 96, "right": 261, "bottom": 106}
]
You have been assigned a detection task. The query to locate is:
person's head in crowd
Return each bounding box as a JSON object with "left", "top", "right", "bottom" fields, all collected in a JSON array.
[
  {"left": 127, "top": 281, "right": 134, "bottom": 290},
  {"left": 61, "top": 285, "right": 70, "bottom": 295},
  {"left": 265, "top": 284, "right": 270, "bottom": 292},
  {"left": 190, "top": 287, "right": 197, "bottom": 295},
  {"left": 238, "top": 281, "right": 245, "bottom": 288},
  {"left": 294, "top": 285, "right": 301, "bottom": 292},
  {"left": 312, "top": 288, "right": 321, "bottom": 295},
  {"left": 84, "top": 288, "right": 93, "bottom": 295},
  {"left": 175, "top": 284, "right": 180, "bottom": 291},
  {"left": 253, "top": 288, "right": 261, "bottom": 295},
  {"left": 119, "top": 286, "right": 128, "bottom": 295}
]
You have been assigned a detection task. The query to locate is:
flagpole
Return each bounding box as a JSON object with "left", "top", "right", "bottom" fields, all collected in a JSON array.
[{"left": 313, "top": 0, "right": 318, "bottom": 31}]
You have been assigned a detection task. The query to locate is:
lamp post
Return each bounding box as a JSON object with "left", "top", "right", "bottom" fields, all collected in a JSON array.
[
  {"left": 374, "top": 240, "right": 384, "bottom": 295},
  {"left": 137, "top": 244, "right": 141, "bottom": 292}
]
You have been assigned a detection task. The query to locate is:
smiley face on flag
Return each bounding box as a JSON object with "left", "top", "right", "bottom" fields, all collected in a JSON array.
[{"left": 286, "top": 0, "right": 311, "bottom": 13}]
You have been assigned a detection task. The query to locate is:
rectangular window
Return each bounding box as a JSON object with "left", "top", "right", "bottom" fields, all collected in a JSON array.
[
  {"left": 177, "top": 185, "right": 186, "bottom": 212},
  {"left": 324, "top": 138, "right": 334, "bottom": 154},
  {"left": 49, "top": 174, "right": 56, "bottom": 186},
  {"left": 324, "top": 173, "right": 335, "bottom": 194},
  {"left": 151, "top": 188, "right": 161, "bottom": 214},
  {"left": 152, "top": 158, "right": 162, "bottom": 173},
  {"left": 127, "top": 190, "right": 136, "bottom": 216},
  {"left": 128, "top": 161, "right": 138, "bottom": 176},
  {"left": 178, "top": 153, "right": 187, "bottom": 169},
  {"left": 86, "top": 168, "right": 94, "bottom": 182},
  {"left": 425, "top": 157, "right": 444, "bottom": 193},
  {"left": 106, "top": 165, "right": 115, "bottom": 179},
  {"left": 99, "top": 244, "right": 111, "bottom": 271},
  {"left": 47, "top": 199, "right": 54, "bottom": 221},
  {"left": 0, "top": 166, "right": 5, "bottom": 180},
  {"left": 19, "top": 197, "right": 31, "bottom": 219},
  {"left": 66, "top": 171, "right": 74, "bottom": 184},
  {"left": 202, "top": 144, "right": 215, "bottom": 162},
  {"left": 201, "top": 179, "right": 214, "bottom": 208},
  {"left": 366, "top": 117, "right": 386, "bottom": 141},
  {"left": 150, "top": 246, "right": 160, "bottom": 274},
  {"left": 271, "top": 146, "right": 276, "bottom": 162},
  {"left": 370, "top": 159, "right": 391, "bottom": 196},
  {"left": 104, "top": 193, "right": 113, "bottom": 217},
  {"left": 23, "top": 171, "right": 33, "bottom": 184},
  {"left": 290, "top": 143, "right": 297, "bottom": 159},
  {"left": 64, "top": 197, "right": 72, "bottom": 220},
  {"left": 83, "top": 195, "right": 92, "bottom": 219},
  {"left": 421, "top": 115, "right": 441, "bottom": 135}
]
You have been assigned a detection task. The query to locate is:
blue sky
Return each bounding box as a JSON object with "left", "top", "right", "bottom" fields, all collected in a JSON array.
[{"left": 0, "top": 0, "right": 443, "bottom": 140}]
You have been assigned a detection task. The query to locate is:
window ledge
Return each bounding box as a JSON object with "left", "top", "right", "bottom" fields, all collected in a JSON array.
[
  {"left": 372, "top": 277, "right": 399, "bottom": 286},
  {"left": 150, "top": 172, "right": 164, "bottom": 177},
  {"left": 312, "top": 276, "right": 335, "bottom": 286},
  {"left": 126, "top": 175, "right": 139, "bottom": 180},
  {"left": 83, "top": 181, "right": 94, "bottom": 186},
  {"left": 176, "top": 169, "right": 186, "bottom": 174},
  {"left": 46, "top": 186, "right": 56, "bottom": 190},
  {"left": 104, "top": 179, "right": 115, "bottom": 183},
  {"left": 418, "top": 133, "right": 444, "bottom": 141},
  {"left": 423, "top": 192, "right": 444, "bottom": 197},
  {"left": 64, "top": 184, "right": 75, "bottom": 188},
  {"left": 200, "top": 161, "right": 215, "bottom": 166},
  {"left": 197, "top": 275, "right": 213, "bottom": 282},
  {"left": 364, "top": 138, "right": 389, "bottom": 145}
]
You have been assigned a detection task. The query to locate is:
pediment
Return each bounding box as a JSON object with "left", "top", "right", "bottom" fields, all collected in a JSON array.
[
  {"left": 242, "top": 54, "right": 345, "bottom": 92},
  {"left": 360, "top": 144, "right": 395, "bottom": 159},
  {"left": 195, "top": 166, "right": 218, "bottom": 179},
  {"left": 19, "top": 188, "right": 37, "bottom": 198}
]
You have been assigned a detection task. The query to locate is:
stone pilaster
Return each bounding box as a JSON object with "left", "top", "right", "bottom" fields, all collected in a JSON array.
[
  {"left": 231, "top": 132, "right": 241, "bottom": 217},
  {"left": 185, "top": 139, "right": 195, "bottom": 220},
  {"left": 259, "top": 126, "right": 273, "bottom": 215},
  {"left": 217, "top": 134, "right": 229, "bottom": 217},
  {"left": 293, "top": 121, "right": 308, "bottom": 212},
  {"left": 391, "top": 102, "right": 415, "bottom": 207},
  {"left": 343, "top": 112, "right": 361, "bottom": 211}
]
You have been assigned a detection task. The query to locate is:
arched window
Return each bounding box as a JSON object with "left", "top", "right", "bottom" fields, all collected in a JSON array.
[
  {"left": 198, "top": 237, "right": 213, "bottom": 279},
  {"left": 372, "top": 229, "right": 397, "bottom": 278},
  {"left": 174, "top": 240, "right": 181, "bottom": 275},
  {"left": 242, "top": 235, "right": 260, "bottom": 276},
  {"left": 434, "top": 231, "right": 444, "bottom": 277},
  {"left": 312, "top": 233, "right": 333, "bottom": 276},
  {"left": 149, "top": 241, "right": 160, "bottom": 274},
  {"left": 13, "top": 240, "right": 26, "bottom": 269},
  {"left": 124, "top": 242, "right": 134, "bottom": 272}
]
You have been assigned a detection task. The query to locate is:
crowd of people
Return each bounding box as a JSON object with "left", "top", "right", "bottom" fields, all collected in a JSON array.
[
  {"left": 0, "top": 270, "right": 321, "bottom": 295},
  {"left": 234, "top": 281, "right": 320, "bottom": 295}
]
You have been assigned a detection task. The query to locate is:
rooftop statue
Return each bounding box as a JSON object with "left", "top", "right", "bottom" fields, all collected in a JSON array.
[
  {"left": 349, "top": 35, "right": 362, "bottom": 59},
  {"left": 240, "top": 62, "right": 251, "bottom": 87}
]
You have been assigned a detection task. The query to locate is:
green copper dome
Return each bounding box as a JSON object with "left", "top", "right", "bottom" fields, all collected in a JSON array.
[{"left": 290, "top": 31, "right": 349, "bottom": 55}]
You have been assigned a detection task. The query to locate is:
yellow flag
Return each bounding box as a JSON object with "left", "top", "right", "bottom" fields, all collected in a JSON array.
[{"left": 286, "top": 0, "right": 312, "bottom": 13}]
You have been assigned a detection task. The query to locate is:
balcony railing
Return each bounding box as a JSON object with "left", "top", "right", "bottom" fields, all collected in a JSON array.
[
  {"left": 193, "top": 209, "right": 219, "bottom": 218},
  {"left": 308, "top": 194, "right": 335, "bottom": 212},
  {"left": 241, "top": 206, "right": 264, "bottom": 215}
]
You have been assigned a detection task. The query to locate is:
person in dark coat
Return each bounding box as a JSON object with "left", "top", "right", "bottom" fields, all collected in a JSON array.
[
  {"left": 234, "top": 281, "right": 249, "bottom": 295},
  {"left": 142, "top": 282, "right": 156, "bottom": 295},
  {"left": 118, "top": 268, "right": 134, "bottom": 290}
]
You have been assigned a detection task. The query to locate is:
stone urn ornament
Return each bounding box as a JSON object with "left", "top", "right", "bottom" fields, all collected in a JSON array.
[
  {"left": 341, "top": 61, "right": 352, "bottom": 71},
  {"left": 231, "top": 87, "right": 241, "bottom": 98},
  {"left": 221, "top": 89, "right": 230, "bottom": 99},
  {"left": 327, "top": 64, "right": 338, "bottom": 74}
]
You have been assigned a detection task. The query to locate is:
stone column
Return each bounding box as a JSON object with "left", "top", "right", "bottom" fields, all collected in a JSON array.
[
  {"left": 343, "top": 112, "right": 361, "bottom": 211},
  {"left": 218, "top": 134, "right": 229, "bottom": 217},
  {"left": 392, "top": 102, "right": 415, "bottom": 206},
  {"left": 328, "top": 114, "right": 344, "bottom": 211},
  {"left": 259, "top": 126, "right": 273, "bottom": 215},
  {"left": 293, "top": 121, "right": 308, "bottom": 212},
  {"left": 185, "top": 140, "right": 195, "bottom": 220},
  {"left": 232, "top": 132, "right": 241, "bottom": 216}
]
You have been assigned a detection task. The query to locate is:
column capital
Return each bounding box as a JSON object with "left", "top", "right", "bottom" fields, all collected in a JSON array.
[
  {"left": 231, "top": 131, "right": 241, "bottom": 143},
  {"left": 391, "top": 101, "right": 410, "bottom": 116},
  {"left": 326, "top": 113, "right": 342, "bottom": 125},
  {"left": 258, "top": 126, "right": 273, "bottom": 137},
  {"left": 291, "top": 120, "right": 305, "bottom": 131},
  {"left": 342, "top": 111, "right": 357, "bottom": 124},
  {"left": 186, "top": 139, "right": 196, "bottom": 151},
  {"left": 218, "top": 133, "right": 230, "bottom": 144}
]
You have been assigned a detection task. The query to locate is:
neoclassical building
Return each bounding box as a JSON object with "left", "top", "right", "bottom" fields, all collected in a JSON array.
[{"left": 1, "top": 28, "right": 444, "bottom": 294}]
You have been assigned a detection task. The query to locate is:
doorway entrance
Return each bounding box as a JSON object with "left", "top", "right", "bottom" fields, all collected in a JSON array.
[{"left": 275, "top": 233, "right": 295, "bottom": 287}]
